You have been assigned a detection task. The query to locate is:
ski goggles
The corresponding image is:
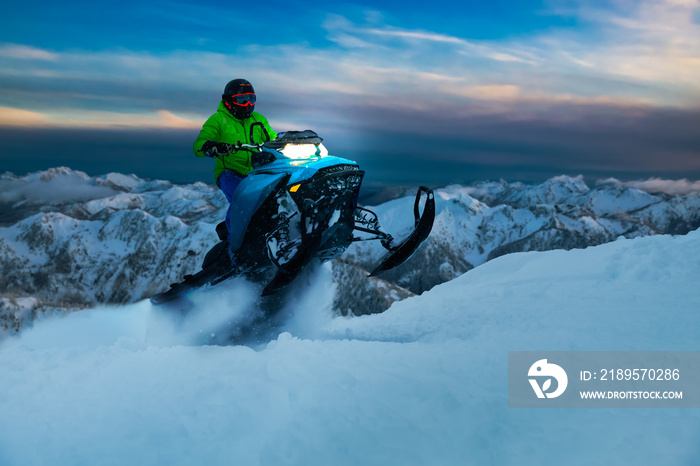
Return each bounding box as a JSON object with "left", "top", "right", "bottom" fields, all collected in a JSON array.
[{"left": 223, "top": 93, "right": 256, "bottom": 106}]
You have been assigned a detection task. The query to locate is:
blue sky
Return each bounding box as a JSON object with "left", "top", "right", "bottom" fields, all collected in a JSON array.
[
  {"left": 1, "top": 0, "right": 699, "bottom": 185},
  {"left": 3, "top": 1, "right": 580, "bottom": 50}
]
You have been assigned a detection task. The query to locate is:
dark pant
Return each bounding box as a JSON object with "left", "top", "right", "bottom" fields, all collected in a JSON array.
[{"left": 217, "top": 170, "right": 245, "bottom": 246}]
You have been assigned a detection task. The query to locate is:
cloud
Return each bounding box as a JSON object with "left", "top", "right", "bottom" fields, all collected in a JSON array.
[
  {"left": 2, "top": 103, "right": 699, "bottom": 188},
  {"left": 365, "top": 28, "right": 533, "bottom": 63},
  {"left": 543, "top": 0, "right": 700, "bottom": 91},
  {"left": 298, "top": 9, "right": 700, "bottom": 110},
  {"left": 661, "top": 0, "right": 699, "bottom": 7},
  {"left": 452, "top": 85, "right": 522, "bottom": 101},
  {"left": 155, "top": 110, "right": 202, "bottom": 129},
  {"left": 0, "top": 168, "right": 118, "bottom": 206},
  {"left": 0, "top": 107, "right": 51, "bottom": 127},
  {"left": 336, "top": 100, "right": 700, "bottom": 185},
  {"left": 0, "top": 44, "right": 58, "bottom": 61},
  {"left": 64, "top": 109, "right": 202, "bottom": 130},
  {"left": 598, "top": 177, "right": 700, "bottom": 195},
  {"left": 0, "top": 106, "right": 203, "bottom": 129},
  {"left": 368, "top": 28, "right": 465, "bottom": 44},
  {"left": 324, "top": 15, "right": 537, "bottom": 64},
  {"left": 1, "top": 0, "right": 699, "bottom": 130}
]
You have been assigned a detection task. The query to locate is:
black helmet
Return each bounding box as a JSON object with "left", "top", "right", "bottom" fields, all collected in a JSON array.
[{"left": 222, "top": 79, "right": 256, "bottom": 119}]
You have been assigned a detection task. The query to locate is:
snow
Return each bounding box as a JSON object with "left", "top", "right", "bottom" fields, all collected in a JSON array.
[
  {"left": 599, "top": 177, "right": 700, "bottom": 196},
  {"left": 83, "top": 192, "right": 147, "bottom": 215},
  {"left": 0, "top": 168, "right": 119, "bottom": 206},
  {"left": 100, "top": 172, "right": 143, "bottom": 191},
  {"left": 1, "top": 230, "right": 699, "bottom": 465}
]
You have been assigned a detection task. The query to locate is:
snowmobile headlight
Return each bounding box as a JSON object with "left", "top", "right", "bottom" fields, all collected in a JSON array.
[{"left": 280, "top": 143, "right": 328, "bottom": 159}]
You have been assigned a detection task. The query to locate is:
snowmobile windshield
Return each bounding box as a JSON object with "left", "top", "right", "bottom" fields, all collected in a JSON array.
[
  {"left": 280, "top": 143, "right": 329, "bottom": 159},
  {"left": 223, "top": 93, "right": 256, "bottom": 106}
]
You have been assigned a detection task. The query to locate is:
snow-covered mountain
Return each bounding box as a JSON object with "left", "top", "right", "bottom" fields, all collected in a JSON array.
[
  {"left": 344, "top": 175, "right": 700, "bottom": 293},
  {"left": 0, "top": 228, "right": 698, "bottom": 465},
  {"left": 1, "top": 168, "right": 224, "bottom": 333},
  {"left": 1, "top": 168, "right": 699, "bottom": 332}
]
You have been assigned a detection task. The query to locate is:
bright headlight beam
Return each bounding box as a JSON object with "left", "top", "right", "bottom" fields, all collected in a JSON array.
[{"left": 280, "top": 143, "right": 328, "bottom": 159}]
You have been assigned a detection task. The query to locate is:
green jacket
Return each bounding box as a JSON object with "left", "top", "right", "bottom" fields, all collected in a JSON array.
[{"left": 193, "top": 102, "right": 277, "bottom": 183}]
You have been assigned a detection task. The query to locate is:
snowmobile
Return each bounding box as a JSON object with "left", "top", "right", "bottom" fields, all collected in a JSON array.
[{"left": 150, "top": 130, "right": 435, "bottom": 306}]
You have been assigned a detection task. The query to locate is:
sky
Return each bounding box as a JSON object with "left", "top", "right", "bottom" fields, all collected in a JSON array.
[{"left": 1, "top": 0, "right": 699, "bottom": 187}]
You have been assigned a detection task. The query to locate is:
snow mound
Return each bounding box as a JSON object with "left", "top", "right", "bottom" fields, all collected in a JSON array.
[{"left": 0, "top": 231, "right": 698, "bottom": 465}]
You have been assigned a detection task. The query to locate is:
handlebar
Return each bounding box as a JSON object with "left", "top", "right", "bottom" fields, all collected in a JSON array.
[
  {"left": 198, "top": 142, "right": 276, "bottom": 168},
  {"left": 234, "top": 143, "right": 263, "bottom": 151},
  {"left": 197, "top": 142, "right": 263, "bottom": 157},
  {"left": 215, "top": 142, "right": 262, "bottom": 153}
]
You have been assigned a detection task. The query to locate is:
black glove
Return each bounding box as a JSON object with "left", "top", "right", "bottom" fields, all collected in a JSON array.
[
  {"left": 251, "top": 151, "right": 276, "bottom": 168},
  {"left": 201, "top": 141, "right": 236, "bottom": 157}
]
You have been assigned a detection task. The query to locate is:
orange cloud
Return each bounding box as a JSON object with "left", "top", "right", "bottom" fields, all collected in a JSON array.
[
  {"left": 155, "top": 110, "right": 202, "bottom": 129},
  {"left": 458, "top": 85, "right": 521, "bottom": 100},
  {"left": 0, "top": 107, "right": 51, "bottom": 127},
  {"left": 0, "top": 107, "right": 203, "bottom": 130}
]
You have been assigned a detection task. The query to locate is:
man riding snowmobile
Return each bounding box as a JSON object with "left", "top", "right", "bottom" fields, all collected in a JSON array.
[
  {"left": 193, "top": 78, "right": 277, "bottom": 266},
  {"left": 151, "top": 81, "right": 435, "bottom": 306}
]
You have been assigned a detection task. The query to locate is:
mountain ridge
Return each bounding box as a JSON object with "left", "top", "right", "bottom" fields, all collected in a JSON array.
[{"left": 2, "top": 167, "right": 699, "bottom": 333}]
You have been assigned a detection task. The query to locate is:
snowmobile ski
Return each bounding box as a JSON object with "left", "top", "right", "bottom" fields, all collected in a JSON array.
[{"left": 369, "top": 186, "right": 435, "bottom": 276}]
